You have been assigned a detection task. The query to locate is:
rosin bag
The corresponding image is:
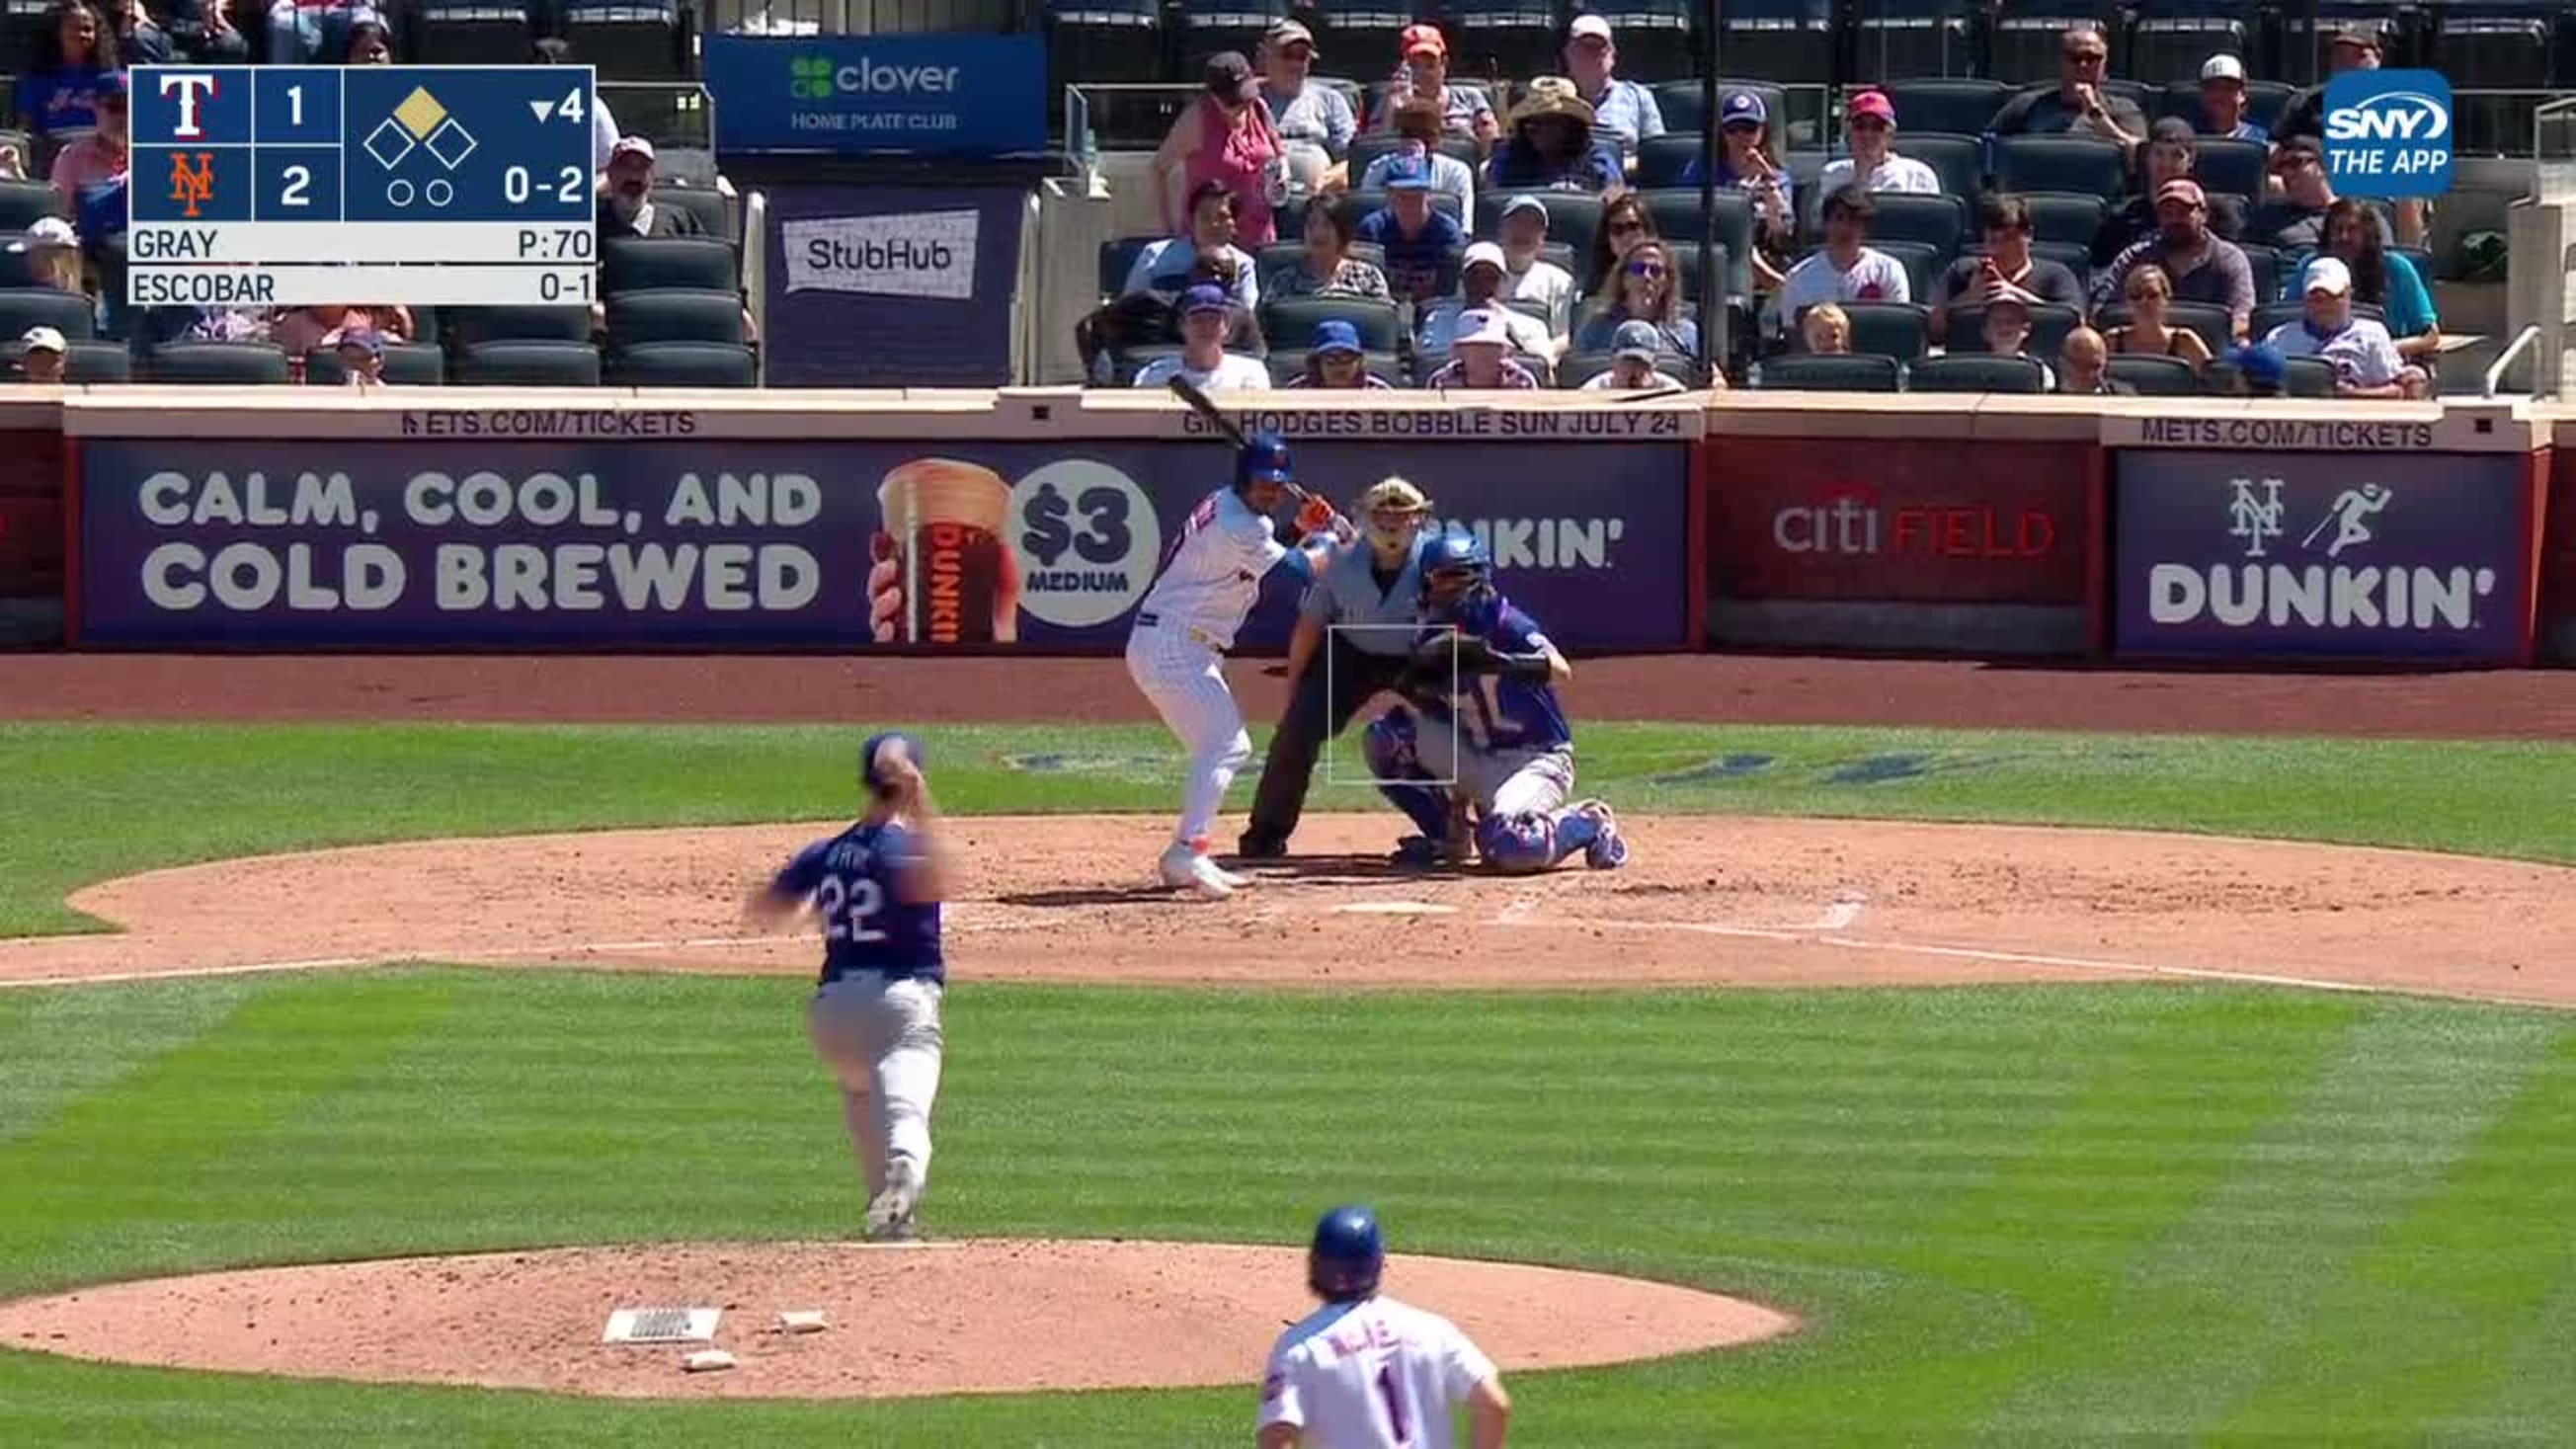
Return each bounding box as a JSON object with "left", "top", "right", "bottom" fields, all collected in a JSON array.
[{"left": 872, "top": 458, "right": 1021, "bottom": 644}]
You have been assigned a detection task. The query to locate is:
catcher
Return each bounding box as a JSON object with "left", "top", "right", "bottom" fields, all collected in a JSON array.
[{"left": 1358, "top": 524, "right": 1628, "bottom": 872}]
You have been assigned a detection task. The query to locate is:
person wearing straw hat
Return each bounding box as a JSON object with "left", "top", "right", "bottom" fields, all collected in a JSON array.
[{"left": 1485, "top": 77, "right": 1622, "bottom": 195}]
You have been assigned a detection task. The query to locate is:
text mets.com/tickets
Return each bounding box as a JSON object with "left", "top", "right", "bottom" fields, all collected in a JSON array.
[{"left": 400, "top": 410, "right": 702, "bottom": 440}]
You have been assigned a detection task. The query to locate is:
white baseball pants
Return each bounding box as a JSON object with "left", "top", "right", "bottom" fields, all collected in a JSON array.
[
  {"left": 806, "top": 974, "right": 944, "bottom": 1202},
  {"left": 1125, "top": 621, "right": 1252, "bottom": 846},
  {"left": 1414, "top": 726, "right": 1577, "bottom": 819}
]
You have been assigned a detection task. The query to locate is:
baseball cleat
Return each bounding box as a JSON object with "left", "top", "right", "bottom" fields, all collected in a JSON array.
[
  {"left": 1236, "top": 833, "right": 1288, "bottom": 861},
  {"left": 1157, "top": 841, "right": 1235, "bottom": 899},
  {"left": 1574, "top": 800, "right": 1629, "bottom": 869},
  {"left": 866, "top": 1158, "right": 922, "bottom": 1242}
]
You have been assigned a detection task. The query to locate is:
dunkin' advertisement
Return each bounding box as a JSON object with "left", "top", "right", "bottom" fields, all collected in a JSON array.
[{"left": 75, "top": 439, "right": 1690, "bottom": 650}]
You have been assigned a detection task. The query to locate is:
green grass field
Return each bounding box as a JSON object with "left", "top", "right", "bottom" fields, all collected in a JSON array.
[{"left": 1, "top": 722, "right": 2571, "bottom": 1445}]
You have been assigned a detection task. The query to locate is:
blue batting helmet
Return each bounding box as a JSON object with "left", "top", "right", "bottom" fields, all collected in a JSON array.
[
  {"left": 860, "top": 731, "right": 923, "bottom": 799},
  {"left": 1236, "top": 431, "right": 1294, "bottom": 492},
  {"left": 1307, "top": 1204, "right": 1385, "bottom": 1303}
]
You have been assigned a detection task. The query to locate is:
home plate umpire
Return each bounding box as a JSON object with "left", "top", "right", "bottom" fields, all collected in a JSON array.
[{"left": 1239, "top": 477, "right": 1435, "bottom": 859}]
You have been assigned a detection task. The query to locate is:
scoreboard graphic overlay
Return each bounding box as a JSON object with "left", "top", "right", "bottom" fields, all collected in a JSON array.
[{"left": 129, "top": 65, "right": 598, "bottom": 306}]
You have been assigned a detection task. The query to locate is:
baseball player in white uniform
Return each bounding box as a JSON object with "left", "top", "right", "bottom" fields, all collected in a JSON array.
[
  {"left": 1125, "top": 432, "right": 1350, "bottom": 899},
  {"left": 1259, "top": 1204, "right": 1513, "bottom": 1449}
]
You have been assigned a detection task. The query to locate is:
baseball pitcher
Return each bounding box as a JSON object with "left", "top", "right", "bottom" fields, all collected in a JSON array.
[
  {"left": 745, "top": 732, "right": 952, "bottom": 1242},
  {"left": 1360, "top": 525, "right": 1628, "bottom": 872},
  {"left": 1240, "top": 477, "right": 1436, "bottom": 860},
  {"left": 1258, "top": 1204, "right": 1512, "bottom": 1449},
  {"left": 1125, "top": 432, "right": 1350, "bottom": 899}
]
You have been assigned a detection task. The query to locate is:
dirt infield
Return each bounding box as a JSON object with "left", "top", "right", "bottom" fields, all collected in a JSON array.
[
  {"left": 4, "top": 815, "right": 2568, "bottom": 1005},
  {"left": 0, "top": 1240, "right": 1797, "bottom": 1400},
  {"left": 8, "top": 653, "right": 2573, "bottom": 736}
]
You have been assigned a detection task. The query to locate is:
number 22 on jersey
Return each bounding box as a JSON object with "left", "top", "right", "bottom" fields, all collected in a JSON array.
[{"left": 814, "top": 874, "right": 887, "bottom": 943}]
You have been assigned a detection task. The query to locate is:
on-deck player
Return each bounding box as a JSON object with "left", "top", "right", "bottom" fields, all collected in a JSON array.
[
  {"left": 1361, "top": 525, "right": 1628, "bottom": 872},
  {"left": 1258, "top": 1204, "right": 1513, "bottom": 1449},
  {"left": 745, "top": 732, "right": 953, "bottom": 1241},
  {"left": 1125, "top": 432, "right": 1351, "bottom": 899}
]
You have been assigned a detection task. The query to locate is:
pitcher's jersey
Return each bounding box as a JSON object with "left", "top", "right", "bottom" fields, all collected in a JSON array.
[
  {"left": 769, "top": 820, "right": 944, "bottom": 988},
  {"left": 1257, "top": 1295, "right": 1497, "bottom": 1449},
  {"left": 1415, "top": 601, "right": 1572, "bottom": 754},
  {"left": 1136, "top": 486, "right": 1288, "bottom": 650}
]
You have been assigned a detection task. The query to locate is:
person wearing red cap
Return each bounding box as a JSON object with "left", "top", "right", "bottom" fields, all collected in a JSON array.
[
  {"left": 2091, "top": 178, "right": 2257, "bottom": 342},
  {"left": 1371, "top": 23, "right": 1497, "bottom": 153},
  {"left": 1817, "top": 90, "right": 1938, "bottom": 198}
]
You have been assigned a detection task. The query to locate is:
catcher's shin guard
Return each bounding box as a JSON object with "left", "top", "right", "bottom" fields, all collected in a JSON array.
[{"left": 1361, "top": 708, "right": 1454, "bottom": 843}]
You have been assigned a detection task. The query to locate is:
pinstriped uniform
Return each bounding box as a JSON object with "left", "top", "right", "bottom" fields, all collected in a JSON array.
[{"left": 1125, "top": 486, "right": 1289, "bottom": 845}]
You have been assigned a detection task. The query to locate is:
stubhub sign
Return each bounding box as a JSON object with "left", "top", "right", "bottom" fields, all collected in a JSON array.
[
  {"left": 2323, "top": 69, "right": 2453, "bottom": 199},
  {"left": 703, "top": 35, "right": 1046, "bottom": 158}
]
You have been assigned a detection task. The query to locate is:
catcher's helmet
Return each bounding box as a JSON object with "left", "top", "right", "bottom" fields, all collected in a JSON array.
[
  {"left": 860, "top": 732, "right": 923, "bottom": 799},
  {"left": 1419, "top": 525, "right": 1495, "bottom": 625},
  {"left": 1235, "top": 432, "right": 1294, "bottom": 492},
  {"left": 1308, "top": 1204, "right": 1385, "bottom": 1303}
]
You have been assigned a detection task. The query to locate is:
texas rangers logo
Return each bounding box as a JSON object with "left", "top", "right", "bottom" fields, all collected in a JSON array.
[
  {"left": 166, "top": 151, "right": 216, "bottom": 219},
  {"left": 2301, "top": 482, "right": 2391, "bottom": 559},
  {"left": 2226, "top": 477, "right": 2285, "bottom": 559},
  {"left": 157, "top": 72, "right": 220, "bottom": 138}
]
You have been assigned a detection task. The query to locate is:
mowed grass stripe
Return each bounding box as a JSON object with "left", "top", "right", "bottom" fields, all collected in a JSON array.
[
  {"left": 1978, "top": 1003, "right": 2566, "bottom": 1439},
  {"left": 2209, "top": 1029, "right": 2576, "bottom": 1440},
  {"left": 0, "top": 981, "right": 265, "bottom": 1149}
]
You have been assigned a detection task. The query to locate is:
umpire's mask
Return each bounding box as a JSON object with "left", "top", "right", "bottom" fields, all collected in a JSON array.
[{"left": 1361, "top": 476, "right": 1430, "bottom": 564}]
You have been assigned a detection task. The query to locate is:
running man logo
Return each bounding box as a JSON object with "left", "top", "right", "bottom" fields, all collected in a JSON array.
[{"left": 166, "top": 151, "right": 216, "bottom": 219}]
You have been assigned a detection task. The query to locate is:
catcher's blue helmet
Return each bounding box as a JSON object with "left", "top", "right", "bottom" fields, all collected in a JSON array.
[
  {"left": 1419, "top": 525, "right": 1496, "bottom": 626},
  {"left": 1307, "top": 1204, "right": 1385, "bottom": 1303},
  {"left": 1236, "top": 432, "right": 1294, "bottom": 492},
  {"left": 860, "top": 731, "right": 923, "bottom": 799}
]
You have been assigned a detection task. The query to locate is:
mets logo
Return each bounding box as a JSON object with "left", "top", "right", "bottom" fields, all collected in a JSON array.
[{"left": 166, "top": 152, "right": 215, "bottom": 218}]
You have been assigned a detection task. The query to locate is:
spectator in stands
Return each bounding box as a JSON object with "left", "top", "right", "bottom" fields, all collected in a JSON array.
[
  {"left": 2304, "top": 197, "right": 2441, "bottom": 367},
  {"left": 1126, "top": 180, "right": 1260, "bottom": 311},
  {"left": 1285, "top": 319, "right": 1392, "bottom": 389},
  {"left": 1933, "top": 194, "right": 2083, "bottom": 346},
  {"left": 1495, "top": 195, "right": 1576, "bottom": 342},
  {"left": 1800, "top": 301, "right": 1852, "bottom": 355},
  {"left": 2196, "top": 54, "right": 2266, "bottom": 141},
  {"left": 17, "top": 324, "right": 65, "bottom": 381},
  {"left": 2257, "top": 137, "right": 2389, "bottom": 254},
  {"left": 1134, "top": 284, "right": 1269, "bottom": 390},
  {"left": 269, "top": 0, "right": 360, "bottom": 66},
  {"left": 1185, "top": 252, "right": 1265, "bottom": 354},
  {"left": 185, "top": 304, "right": 270, "bottom": 342},
  {"left": 1581, "top": 192, "right": 1658, "bottom": 297},
  {"left": 2222, "top": 343, "right": 2288, "bottom": 396},
  {"left": 1779, "top": 187, "right": 1910, "bottom": 318},
  {"left": 11, "top": 216, "right": 85, "bottom": 296},
  {"left": 162, "top": 0, "right": 245, "bottom": 61},
  {"left": 343, "top": 7, "right": 389, "bottom": 63},
  {"left": 2095, "top": 120, "right": 2243, "bottom": 268},
  {"left": 1266, "top": 195, "right": 1390, "bottom": 302},
  {"left": 2265, "top": 257, "right": 2425, "bottom": 399},
  {"left": 1420, "top": 241, "right": 1556, "bottom": 364},
  {"left": 17, "top": 2, "right": 120, "bottom": 153},
  {"left": 1259, "top": 20, "right": 1354, "bottom": 197},
  {"left": 48, "top": 66, "right": 123, "bottom": 211},
  {"left": 1354, "top": 155, "right": 1464, "bottom": 306},
  {"left": 1361, "top": 100, "right": 1474, "bottom": 215},
  {"left": 274, "top": 302, "right": 411, "bottom": 362},
  {"left": 1583, "top": 319, "right": 1690, "bottom": 390},
  {"left": 1818, "top": 90, "right": 1940, "bottom": 197},
  {"left": 2092, "top": 180, "right": 2255, "bottom": 341},
  {"left": 2105, "top": 264, "right": 2214, "bottom": 372},
  {"left": 329, "top": 325, "right": 387, "bottom": 387},
  {"left": 1575, "top": 238, "right": 1695, "bottom": 356},
  {"left": 1424, "top": 308, "right": 1539, "bottom": 389},
  {"left": 2056, "top": 327, "right": 2133, "bottom": 395},
  {"left": 1680, "top": 91, "right": 1792, "bottom": 290},
  {"left": 1562, "top": 15, "right": 1662, "bottom": 157},
  {"left": 1157, "top": 51, "right": 1284, "bottom": 250},
  {"left": 1979, "top": 294, "right": 2055, "bottom": 387},
  {"left": 597, "top": 137, "right": 709, "bottom": 249},
  {"left": 108, "top": 0, "right": 166, "bottom": 63},
  {"left": 1374, "top": 24, "right": 1497, "bottom": 153},
  {"left": 1485, "top": 78, "right": 1622, "bottom": 197},
  {"left": 1986, "top": 25, "right": 2144, "bottom": 158}
]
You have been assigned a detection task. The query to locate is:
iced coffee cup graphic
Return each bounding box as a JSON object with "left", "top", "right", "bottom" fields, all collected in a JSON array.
[{"left": 870, "top": 458, "right": 1022, "bottom": 645}]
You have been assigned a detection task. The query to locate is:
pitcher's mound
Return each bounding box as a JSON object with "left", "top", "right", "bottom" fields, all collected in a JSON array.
[{"left": 0, "top": 1240, "right": 1796, "bottom": 1400}]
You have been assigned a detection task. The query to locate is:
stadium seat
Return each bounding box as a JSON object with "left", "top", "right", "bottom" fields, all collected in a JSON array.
[
  {"left": 1444, "top": 4, "right": 1557, "bottom": 89},
  {"left": 654, "top": 187, "right": 734, "bottom": 245},
  {"left": 1175, "top": 0, "right": 1291, "bottom": 75},
  {"left": 1635, "top": 133, "right": 1704, "bottom": 189},
  {"left": 2153, "top": 78, "right": 2296, "bottom": 133},
  {"left": 1046, "top": 0, "right": 1166, "bottom": 96},
  {"left": 457, "top": 340, "right": 604, "bottom": 385},
  {"left": 1753, "top": 352, "right": 1903, "bottom": 390},
  {"left": 2105, "top": 351, "right": 2200, "bottom": 394},
  {"left": 1858, "top": 192, "right": 1969, "bottom": 253},
  {"left": 413, "top": 3, "right": 533, "bottom": 65},
  {"left": 1712, "top": 0, "right": 1833, "bottom": 86},
  {"left": 1854, "top": 0, "right": 1980, "bottom": 81},
  {"left": 2019, "top": 192, "right": 2111, "bottom": 249},
  {"left": 2129, "top": 1, "right": 2256, "bottom": 91},
  {"left": 1870, "top": 239, "right": 1945, "bottom": 302},
  {"left": 1906, "top": 353, "right": 2050, "bottom": 392},
  {"left": 2096, "top": 299, "right": 2235, "bottom": 358},
  {"left": 1894, "top": 131, "right": 1986, "bottom": 201},
  {"left": 606, "top": 341, "right": 759, "bottom": 387},
  {"left": 1648, "top": 191, "right": 1754, "bottom": 299},
  {"left": 304, "top": 343, "right": 447, "bottom": 386},
  {"left": 1345, "top": 133, "right": 1482, "bottom": 182},
  {"left": 653, "top": 147, "right": 720, "bottom": 192},
  {"left": 1582, "top": 0, "right": 1700, "bottom": 84},
  {"left": 606, "top": 289, "right": 746, "bottom": 348},
  {"left": 1832, "top": 300, "right": 1931, "bottom": 361},
  {"left": 146, "top": 342, "right": 291, "bottom": 384},
  {"left": 59, "top": 339, "right": 128, "bottom": 381},
  {"left": 604, "top": 236, "right": 737, "bottom": 296},
  {"left": 1260, "top": 295, "right": 1404, "bottom": 354},
  {"left": 1098, "top": 236, "right": 1159, "bottom": 298},
  {"left": 565, "top": 0, "right": 684, "bottom": 83},
  {"left": 1993, "top": 135, "right": 2129, "bottom": 201},
  {"left": 1650, "top": 81, "right": 1706, "bottom": 133},
  {"left": 2191, "top": 137, "right": 2269, "bottom": 201},
  {"left": 0, "top": 180, "right": 63, "bottom": 229},
  {"left": 2235, "top": 242, "right": 2283, "bottom": 302},
  {"left": 1989, "top": 6, "right": 2121, "bottom": 86},
  {"left": 0, "top": 287, "right": 93, "bottom": 342},
  {"left": 1881, "top": 78, "right": 2011, "bottom": 137},
  {"left": 2028, "top": 240, "right": 2094, "bottom": 283},
  {"left": 1947, "top": 302, "right": 2082, "bottom": 360},
  {"left": 1305, "top": 0, "right": 1411, "bottom": 67},
  {"left": 448, "top": 305, "right": 594, "bottom": 348},
  {"left": 2279, "top": 356, "right": 2337, "bottom": 396}
]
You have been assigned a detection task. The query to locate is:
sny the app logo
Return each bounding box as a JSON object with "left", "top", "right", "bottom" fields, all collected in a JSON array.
[
  {"left": 166, "top": 151, "right": 216, "bottom": 219},
  {"left": 790, "top": 54, "right": 835, "bottom": 99},
  {"left": 2324, "top": 69, "right": 2452, "bottom": 199}
]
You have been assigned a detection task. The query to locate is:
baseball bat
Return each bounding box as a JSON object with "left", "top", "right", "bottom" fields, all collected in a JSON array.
[{"left": 1165, "top": 375, "right": 1337, "bottom": 519}]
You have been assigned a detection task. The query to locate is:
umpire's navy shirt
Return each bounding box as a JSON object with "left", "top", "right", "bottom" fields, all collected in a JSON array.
[{"left": 1301, "top": 532, "right": 1428, "bottom": 657}]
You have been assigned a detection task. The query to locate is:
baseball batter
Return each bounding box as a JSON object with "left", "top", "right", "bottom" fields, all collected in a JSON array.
[
  {"left": 1258, "top": 1205, "right": 1513, "bottom": 1449},
  {"left": 1362, "top": 526, "right": 1628, "bottom": 872},
  {"left": 745, "top": 732, "right": 952, "bottom": 1242},
  {"left": 1125, "top": 432, "right": 1349, "bottom": 899}
]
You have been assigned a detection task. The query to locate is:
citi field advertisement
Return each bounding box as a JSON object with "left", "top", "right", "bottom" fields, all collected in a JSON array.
[{"left": 73, "top": 440, "right": 1691, "bottom": 650}]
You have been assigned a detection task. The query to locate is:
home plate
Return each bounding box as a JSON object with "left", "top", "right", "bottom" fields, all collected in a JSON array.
[{"left": 1332, "top": 901, "right": 1459, "bottom": 916}]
